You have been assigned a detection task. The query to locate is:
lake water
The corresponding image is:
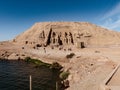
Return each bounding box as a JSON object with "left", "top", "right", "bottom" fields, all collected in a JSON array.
[{"left": 0, "top": 60, "right": 57, "bottom": 90}]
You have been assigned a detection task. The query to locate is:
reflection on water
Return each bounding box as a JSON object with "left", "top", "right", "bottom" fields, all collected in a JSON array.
[{"left": 0, "top": 60, "right": 57, "bottom": 90}]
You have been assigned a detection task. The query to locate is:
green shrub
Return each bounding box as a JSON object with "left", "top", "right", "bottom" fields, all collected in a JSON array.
[
  {"left": 66, "top": 53, "right": 75, "bottom": 59},
  {"left": 36, "top": 44, "right": 41, "bottom": 47},
  {"left": 50, "top": 62, "right": 63, "bottom": 70},
  {"left": 24, "top": 57, "right": 31, "bottom": 62},
  {"left": 59, "top": 71, "right": 70, "bottom": 80},
  {"left": 24, "top": 57, "right": 50, "bottom": 67}
]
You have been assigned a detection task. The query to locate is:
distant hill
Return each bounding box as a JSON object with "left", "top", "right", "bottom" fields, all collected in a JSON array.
[{"left": 13, "top": 22, "right": 120, "bottom": 48}]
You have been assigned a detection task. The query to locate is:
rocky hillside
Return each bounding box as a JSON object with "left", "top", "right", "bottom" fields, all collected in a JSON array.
[{"left": 13, "top": 22, "right": 120, "bottom": 48}]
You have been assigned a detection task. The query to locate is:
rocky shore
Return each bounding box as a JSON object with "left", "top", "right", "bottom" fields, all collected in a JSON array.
[
  {"left": 1, "top": 22, "right": 120, "bottom": 90},
  {"left": 0, "top": 40, "right": 118, "bottom": 90}
]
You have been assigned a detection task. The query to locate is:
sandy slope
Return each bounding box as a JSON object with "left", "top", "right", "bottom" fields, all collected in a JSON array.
[
  {"left": 14, "top": 22, "right": 120, "bottom": 47},
  {"left": 0, "top": 41, "right": 118, "bottom": 90}
]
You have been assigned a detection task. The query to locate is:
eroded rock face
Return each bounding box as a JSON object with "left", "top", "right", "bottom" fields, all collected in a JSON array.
[
  {"left": 13, "top": 22, "right": 120, "bottom": 48},
  {"left": 46, "top": 28, "right": 74, "bottom": 46}
]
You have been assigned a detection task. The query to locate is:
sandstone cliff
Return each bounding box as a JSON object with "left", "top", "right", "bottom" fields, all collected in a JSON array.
[{"left": 13, "top": 22, "right": 120, "bottom": 47}]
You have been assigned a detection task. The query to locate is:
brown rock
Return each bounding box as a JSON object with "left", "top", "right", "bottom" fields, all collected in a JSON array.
[{"left": 13, "top": 22, "right": 120, "bottom": 48}]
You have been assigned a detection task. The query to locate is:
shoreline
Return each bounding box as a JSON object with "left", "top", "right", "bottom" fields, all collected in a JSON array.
[{"left": 0, "top": 41, "right": 119, "bottom": 90}]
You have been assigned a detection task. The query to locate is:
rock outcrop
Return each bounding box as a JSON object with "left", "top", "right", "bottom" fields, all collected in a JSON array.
[{"left": 13, "top": 22, "right": 120, "bottom": 48}]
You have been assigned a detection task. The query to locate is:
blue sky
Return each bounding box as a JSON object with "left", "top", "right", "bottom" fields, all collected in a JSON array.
[{"left": 0, "top": 0, "right": 120, "bottom": 41}]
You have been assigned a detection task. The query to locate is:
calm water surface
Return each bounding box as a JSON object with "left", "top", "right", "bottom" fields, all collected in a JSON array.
[{"left": 0, "top": 60, "right": 57, "bottom": 90}]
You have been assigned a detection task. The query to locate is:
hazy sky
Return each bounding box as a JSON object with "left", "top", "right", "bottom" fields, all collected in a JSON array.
[{"left": 0, "top": 0, "right": 120, "bottom": 41}]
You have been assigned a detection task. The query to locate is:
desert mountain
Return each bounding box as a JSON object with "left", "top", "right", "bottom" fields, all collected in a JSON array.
[
  {"left": 14, "top": 22, "right": 120, "bottom": 48},
  {"left": 1, "top": 22, "right": 120, "bottom": 90}
]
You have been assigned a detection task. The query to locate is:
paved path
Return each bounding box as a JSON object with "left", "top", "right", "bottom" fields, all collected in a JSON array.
[
  {"left": 105, "top": 65, "right": 120, "bottom": 90},
  {"left": 107, "top": 66, "right": 120, "bottom": 86}
]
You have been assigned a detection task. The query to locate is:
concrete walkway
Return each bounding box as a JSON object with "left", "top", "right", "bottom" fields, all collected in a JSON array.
[{"left": 103, "top": 64, "right": 120, "bottom": 90}]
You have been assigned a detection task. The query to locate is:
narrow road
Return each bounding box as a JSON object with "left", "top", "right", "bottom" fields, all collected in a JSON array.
[{"left": 106, "top": 65, "right": 120, "bottom": 90}]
